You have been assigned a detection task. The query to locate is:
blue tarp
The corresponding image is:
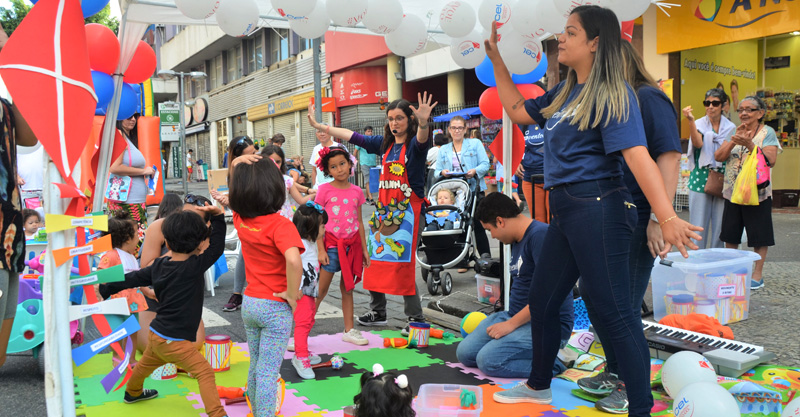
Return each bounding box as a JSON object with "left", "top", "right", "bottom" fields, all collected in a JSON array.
[{"left": 432, "top": 107, "right": 482, "bottom": 122}]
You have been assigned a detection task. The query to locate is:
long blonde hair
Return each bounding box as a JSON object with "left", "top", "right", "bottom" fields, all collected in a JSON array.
[
  {"left": 541, "top": 6, "right": 631, "bottom": 131},
  {"left": 620, "top": 41, "right": 658, "bottom": 91}
]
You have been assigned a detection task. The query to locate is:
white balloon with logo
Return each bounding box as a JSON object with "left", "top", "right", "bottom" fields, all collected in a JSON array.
[
  {"left": 661, "top": 351, "right": 718, "bottom": 397},
  {"left": 174, "top": 0, "right": 220, "bottom": 20},
  {"left": 450, "top": 30, "right": 485, "bottom": 69},
  {"left": 498, "top": 32, "right": 544, "bottom": 75},
  {"left": 216, "top": 0, "right": 260, "bottom": 37},
  {"left": 362, "top": 0, "right": 403, "bottom": 34},
  {"left": 605, "top": 0, "right": 652, "bottom": 21},
  {"left": 439, "top": 1, "right": 477, "bottom": 38},
  {"left": 782, "top": 397, "right": 800, "bottom": 417},
  {"left": 326, "top": 0, "right": 367, "bottom": 27},
  {"left": 554, "top": 0, "right": 607, "bottom": 15},
  {"left": 534, "top": 0, "right": 569, "bottom": 35},
  {"left": 672, "top": 382, "right": 740, "bottom": 417},
  {"left": 478, "top": 0, "right": 514, "bottom": 31},
  {"left": 289, "top": 0, "right": 330, "bottom": 39},
  {"left": 271, "top": 0, "right": 316, "bottom": 19},
  {"left": 384, "top": 14, "right": 428, "bottom": 57}
]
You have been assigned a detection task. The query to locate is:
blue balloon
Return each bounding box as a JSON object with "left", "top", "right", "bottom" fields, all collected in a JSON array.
[
  {"left": 511, "top": 54, "right": 549, "bottom": 85},
  {"left": 95, "top": 107, "right": 106, "bottom": 116},
  {"left": 116, "top": 83, "right": 138, "bottom": 120},
  {"left": 475, "top": 56, "right": 496, "bottom": 87},
  {"left": 82, "top": 0, "right": 110, "bottom": 18},
  {"left": 91, "top": 70, "right": 114, "bottom": 110}
]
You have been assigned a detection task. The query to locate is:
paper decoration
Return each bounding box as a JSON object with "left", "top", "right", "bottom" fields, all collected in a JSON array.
[
  {"left": 68, "top": 264, "right": 124, "bottom": 287},
  {"left": 489, "top": 125, "right": 525, "bottom": 175},
  {"left": 52, "top": 234, "right": 111, "bottom": 266},
  {"left": 83, "top": 284, "right": 124, "bottom": 358},
  {"left": 45, "top": 214, "right": 108, "bottom": 233},
  {"left": 100, "top": 336, "right": 133, "bottom": 394},
  {"left": 68, "top": 297, "right": 129, "bottom": 321},
  {"left": 72, "top": 314, "right": 140, "bottom": 366},
  {"left": 0, "top": 0, "right": 96, "bottom": 181}
]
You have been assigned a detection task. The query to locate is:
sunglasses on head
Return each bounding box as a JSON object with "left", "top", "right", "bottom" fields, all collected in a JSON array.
[
  {"left": 703, "top": 100, "right": 722, "bottom": 108},
  {"left": 185, "top": 194, "right": 212, "bottom": 207}
]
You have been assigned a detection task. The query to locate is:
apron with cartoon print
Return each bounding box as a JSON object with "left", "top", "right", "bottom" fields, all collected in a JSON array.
[{"left": 363, "top": 143, "right": 422, "bottom": 296}]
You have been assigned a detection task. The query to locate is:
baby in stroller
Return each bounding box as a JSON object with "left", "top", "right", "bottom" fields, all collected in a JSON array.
[{"left": 425, "top": 188, "right": 461, "bottom": 231}]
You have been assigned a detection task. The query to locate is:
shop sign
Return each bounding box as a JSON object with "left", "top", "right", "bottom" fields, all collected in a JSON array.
[
  {"left": 158, "top": 102, "right": 180, "bottom": 143},
  {"left": 247, "top": 90, "right": 325, "bottom": 121},
  {"left": 657, "top": 0, "right": 799, "bottom": 53},
  {"left": 333, "top": 67, "right": 388, "bottom": 107}
]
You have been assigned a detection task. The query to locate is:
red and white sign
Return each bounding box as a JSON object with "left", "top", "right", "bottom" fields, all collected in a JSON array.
[
  {"left": 333, "top": 67, "right": 388, "bottom": 107},
  {"left": 309, "top": 97, "right": 337, "bottom": 113}
]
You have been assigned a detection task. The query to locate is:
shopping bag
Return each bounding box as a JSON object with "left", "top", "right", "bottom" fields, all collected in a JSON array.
[{"left": 731, "top": 150, "right": 759, "bottom": 206}]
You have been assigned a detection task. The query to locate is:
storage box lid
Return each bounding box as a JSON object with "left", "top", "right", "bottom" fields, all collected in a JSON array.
[
  {"left": 654, "top": 248, "right": 761, "bottom": 272},
  {"left": 475, "top": 274, "right": 500, "bottom": 282}
]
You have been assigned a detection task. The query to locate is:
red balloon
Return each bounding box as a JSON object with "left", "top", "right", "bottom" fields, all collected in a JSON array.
[
  {"left": 123, "top": 41, "right": 157, "bottom": 84},
  {"left": 85, "top": 23, "right": 119, "bottom": 74},
  {"left": 517, "top": 83, "right": 546, "bottom": 101},
  {"left": 479, "top": 87, "right": 502, "bottom": 120}
]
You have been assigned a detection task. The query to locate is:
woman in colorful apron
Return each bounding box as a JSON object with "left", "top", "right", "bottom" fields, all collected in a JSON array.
[{"left": 307, "top": 92, "right": 437, "bottom": 333}]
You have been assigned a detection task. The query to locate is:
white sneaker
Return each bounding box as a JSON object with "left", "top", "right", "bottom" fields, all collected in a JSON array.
[
  {"left": 309, "top": 353, "right": 322, "bottom": 365},
  {"left": 287, "top": 339, "right": 295, "bottom": 352},
  {"left": 291, "top": 355, "right": 316, "bottom": 380},
  {"left": 342, "top": 328, "right": 369, "bottom": 346}
]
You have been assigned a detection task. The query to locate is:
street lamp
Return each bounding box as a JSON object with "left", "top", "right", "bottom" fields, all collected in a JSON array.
[{"left": 158, "top": 69, "right": 207, "bottom": 196}]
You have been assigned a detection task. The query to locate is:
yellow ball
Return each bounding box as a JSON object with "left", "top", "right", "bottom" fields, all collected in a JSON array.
[{"left": 460, "top": 312, "right": 487, "bottom": 337}]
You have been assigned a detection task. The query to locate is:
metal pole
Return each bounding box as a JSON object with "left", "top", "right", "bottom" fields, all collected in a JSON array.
[
  {"left": 501, "top": 110, "right": 513, "bottom": 312},
  {"left": 43, "top": 155, "right": 77, "bottom": 417},
  {"left": 312, "top": 38, "right": 322, "bottom": 123},
  {"left": 91, "top": 75, "right": 125, "bottom": 210},
  {"left": 178, "top": 73, "right": 188, "bottom": 196}
]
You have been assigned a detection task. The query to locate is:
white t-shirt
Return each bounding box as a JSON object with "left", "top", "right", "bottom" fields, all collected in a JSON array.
[
  {"left": 426, "top": 147, "right": 439, "bottom": 166},
  {"left": 309, "top": 143, "right": 343, "bottom": 189},
  {"left": 299, "top": 239, "right": 319, "bottom": 297},
  {"left": 17, "top": 144, "right": 44, "bottom": 191},
  {"left": 186, "top": 153, "right": 192, "bottom": 168}
]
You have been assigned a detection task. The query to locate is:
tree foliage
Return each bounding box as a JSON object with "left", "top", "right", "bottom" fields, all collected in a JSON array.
[{"left": 0, "top": 0, "right": 119, "bottom": 37}]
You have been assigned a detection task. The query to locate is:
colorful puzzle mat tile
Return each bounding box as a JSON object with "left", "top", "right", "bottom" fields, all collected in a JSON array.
[{"left": 282, "top": 331, "right": 385, "bottom": 360}]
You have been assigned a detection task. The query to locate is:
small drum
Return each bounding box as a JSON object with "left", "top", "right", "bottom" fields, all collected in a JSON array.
[
  {"left": 150, "top": 363, "right": 177, "bottom": 380},
  {"left": 204, "top": 334, "right": 232, "bottom": 372},
  {"left": 408, "top": 322, "right": 430, "bottom": 348}
]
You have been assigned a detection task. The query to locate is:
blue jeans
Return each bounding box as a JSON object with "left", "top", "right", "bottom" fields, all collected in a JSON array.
[{"left": 528, "top": 178, "right": 652, "bottom": 417}]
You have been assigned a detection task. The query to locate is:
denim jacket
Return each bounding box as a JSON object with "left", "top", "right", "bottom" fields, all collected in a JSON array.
[{"left": 434, "top": 139, "right": 491, "bottom": 191}]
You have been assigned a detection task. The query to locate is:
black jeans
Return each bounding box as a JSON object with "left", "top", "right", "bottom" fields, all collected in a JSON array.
[
  {"left": 527, "top": 178, "right": 653, "bottom": 416},
  {"left": 473, "top": 191, "right": 491, "bottom": 257}
]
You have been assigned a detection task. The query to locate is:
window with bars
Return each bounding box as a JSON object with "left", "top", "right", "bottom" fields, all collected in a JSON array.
[
  {"left": 270, "top": 29, "right": 289, "bottom": 64},
  {"left": 227, "top": 46, "right": 241, "bottom": 82},
  {"left": 247, "top": 34, "right": 264, "bottom": 73},
  {"left": 210, "top": 55, "right": 223, "bottom": 90}
]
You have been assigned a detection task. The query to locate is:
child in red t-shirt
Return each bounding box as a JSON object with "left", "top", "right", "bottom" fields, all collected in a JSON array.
[
  {"left": 228, "top": 155, "right": 304, "bottom": 416},
  {"left": 313, "top": 147, "right": 370, "bottom": 346}
]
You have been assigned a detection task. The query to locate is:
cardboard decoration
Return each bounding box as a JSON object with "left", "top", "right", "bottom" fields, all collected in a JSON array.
[
  {"left": 72, "top": 314, "right": 140, "bottom": 366},
  {"left": 68, "top": 264, "right": 125, "bottom": 287},
  {"left": 0, "top": 0, "right": 96, "bottom": 182},
  {"left": 489, "top": 125, "right": 525, "bottom": 175},
  {"left": 100, "top": 336, "right": 133, "bottom": 394},
  {"left": 51, "top": 234, "right": 111, "bottom": 266},
  {"left": 68, "top": 297, "right": 130, "bottom": 321},
  {"left": 45, "top": 214, "right": 108, "bottom": 233}
]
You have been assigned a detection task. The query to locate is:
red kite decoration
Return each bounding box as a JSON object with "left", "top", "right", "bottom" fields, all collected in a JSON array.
[
  {"left": 0, "top": 0, "right": 97, "bottom": 182},
  {"left": 489, "top": 125, "right": 525, "bottom": 175}
]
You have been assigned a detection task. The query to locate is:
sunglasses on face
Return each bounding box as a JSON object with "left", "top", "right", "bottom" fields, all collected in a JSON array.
[
  {"left": 185, "top": 194, "right": 212, "bottom": 207},
  {"left": 703, "top": 100, "right": 722, "bottom": 108}
]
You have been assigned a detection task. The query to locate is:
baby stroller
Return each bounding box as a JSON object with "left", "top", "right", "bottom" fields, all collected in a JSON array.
[{"left": 416, "top": 177, "right": 480, "bottom": 295}]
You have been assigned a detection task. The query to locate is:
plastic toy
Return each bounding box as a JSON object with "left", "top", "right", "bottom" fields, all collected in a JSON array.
[
  {"left": 311, "top": 355, "right": 344, "bottom": 370},
  {"left": 384, "top": 337, "right": 416, "bottom": 348},
  {"left": 429, "top": 328, "right": 455, "bottom": 340},
  {"left": 460, "top": 312, "right": 487, "bottom": 338},
  {"left": 25, "top": 250, "right": 80, "bottom": 275},
  {"left": 460, "top": 388, "right": 478, "bottom": 409}
]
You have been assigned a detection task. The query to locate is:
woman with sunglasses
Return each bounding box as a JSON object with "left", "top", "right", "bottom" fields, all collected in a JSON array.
[
  {"left": 682, "top": 88, "right": 735, "bottom": 249},
  {"left": 714, "top": 96, "right": 781, "bottom": 290},
  {"left": 109, "top": 113, "right": 155, "bottom": 248}
]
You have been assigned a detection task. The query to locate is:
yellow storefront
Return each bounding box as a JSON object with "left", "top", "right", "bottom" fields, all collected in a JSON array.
[
  {"left": 247, "top": 90, "right": 329, "bottom": 159},
  {"left": 657, "top": 0, "right": 800, "bottom": 205}
]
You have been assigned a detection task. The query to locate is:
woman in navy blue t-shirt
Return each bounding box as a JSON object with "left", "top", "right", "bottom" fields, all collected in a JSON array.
[{"left": 485, "top": 6, "right": 702, "bottom": 416}]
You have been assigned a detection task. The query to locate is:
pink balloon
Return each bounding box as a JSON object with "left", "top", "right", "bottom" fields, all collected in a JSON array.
[{"left": 123, "top": 41, "right": 157, "bottom": 84}]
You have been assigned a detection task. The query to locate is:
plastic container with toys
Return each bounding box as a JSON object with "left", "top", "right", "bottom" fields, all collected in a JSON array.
[
  {"left": 414, "top": 384, "right": 482, "bottom": 417},
  {"left": 475, "top": 274, "right": 500, "bottom": 305},
  {"left": 651, "top": 248, "right": 761, "bottom": 324}
]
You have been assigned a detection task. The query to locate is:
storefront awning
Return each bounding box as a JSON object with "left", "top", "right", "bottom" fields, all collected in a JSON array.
[{"left": 432, "top": 107, "right": 481, "bottom": 122}]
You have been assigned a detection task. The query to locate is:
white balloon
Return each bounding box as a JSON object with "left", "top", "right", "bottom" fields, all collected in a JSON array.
[
  {"left": 478, "top": 0, "right": 513, "bottom": 31},
  {"left": 439, "top": 1, "right": 477, "bottom": 38},
  {"left": 362, "top": 0, "right": 403, "bottom": 34},
  {"left": 661, "top": 351, "right": 718, "bottom": 398},
  {"left": 605, "top": 0, "right": 651, "bottom": 21},
  {"left": 217, "top": 0, "right": 260, "bottom": 37},
  {"left": 509, "top": 1, "right": 550, "bottom": 41},
  {"left": 553, "top": 0, "right": 606, "bottom": 15},
  {"left": 450, "top": 30, "right": 486, "bottom": 69},
  {"left": 174, "top": 0, "right": 219, "bottom": 20},
  {"left": 289, "top": 0, "right": 330, "bottom": 39},
  {"left": 498, "top": 32, "right": 543, "bottom": 75},
  {"left": 384, "top": 14, "right": 428, "bottom": 57},
  {"left": 782, "top": 397, "right": 800, "bottom": 417},
  {"left": 326, "top": 0, "right": 367, "bottom": 27},
  {"left": 673, "top": 382, "right": 740, "bottom": 417},
  {"left": 271, "top": 0, "right": 316, "bottom": 19}
]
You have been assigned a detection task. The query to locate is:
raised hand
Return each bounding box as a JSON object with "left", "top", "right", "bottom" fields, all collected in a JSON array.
[
  {"left": 484, "top": 21, "right": 501, "bottom": 62},
  {"left": 409, "top": 91, "right": 438, "bottom": 125},
  {"left": 307, "top": 103, "right": 322, "bottom": 130},
  {"left": 681, "top": 106, "right": 695, "bottom": 122}
]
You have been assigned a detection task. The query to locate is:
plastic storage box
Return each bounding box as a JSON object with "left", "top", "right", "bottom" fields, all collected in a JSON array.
[
  {"left": 415, "top": 384, "right": 482, "bottom": 417},
  {"left": 651, "top": 248, "right": 761, "bottom": 324},
  {"left": 475, "top": 274, "right": 500, "bottom": 305}
]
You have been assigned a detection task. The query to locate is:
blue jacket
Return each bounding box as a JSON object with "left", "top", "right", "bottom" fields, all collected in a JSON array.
[{"left": 434, "top": 139, "right": 491, "bottom": 191}]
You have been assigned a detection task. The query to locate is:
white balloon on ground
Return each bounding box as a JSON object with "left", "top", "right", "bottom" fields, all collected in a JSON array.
[
  {"left": 271, "top": 0, "right": 316, "bottom": 19},
  {"left": 326, "top": 0, "right": 367, "bottom": 27},
  {"left": 216, "top": 0, "right": 260, "bottom": 37},
  {"left": 478, "top": 0, "right": 513, "bottom": 31},
  {"left": 672, "top": 382, "right": 740, "bottom": 417},
  {"left": 661, "top": 351, "right": 718, "bottom": 398},
  {"left": 362, "top": 0, "right": 403, "bottom": 34},
  {"left": 782, "top": 397, "right": 800, "bottom": 417},
  {"left": 553, "top": 0, "right": 606, "bottom": 15},
  {"left": 605, "top": 0, "right": 651, "bottom": 21},
  {"left": 498, "top": 32, "right": 544, "bottom": 75},
  {"left": 439, "top": 1, "right": 477, "bottom": 38},
  {"left": 450, "top": 30, "right": 486, "bottom": 69},
  {"left": 289, "top": 0, "right": 330, "bottom": 39},
  {"left": 174, "top": 0, "right": 220, "bottom": 20},
  {"left": 384, "top": 14, "right": 428, "bottom": 57}
]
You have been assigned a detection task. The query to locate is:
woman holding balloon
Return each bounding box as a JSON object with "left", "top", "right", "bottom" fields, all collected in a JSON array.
[
  {"left": 306, "top": 93, "right": 436, "bottom": 335},
  {"left": 485, "top": 6, "right": 701, "bottom": 416}
]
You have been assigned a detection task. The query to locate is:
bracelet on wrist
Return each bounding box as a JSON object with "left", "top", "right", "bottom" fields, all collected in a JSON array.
[
  {"left": 418, "top": 123, "right": 428, "bottom": 129},
  {"left": 660, "top": 215, "right": 677, "bottom": 227}
]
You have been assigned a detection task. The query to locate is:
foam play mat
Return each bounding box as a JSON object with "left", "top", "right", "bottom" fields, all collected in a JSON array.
[{"left": 73, "top": 330, "right": 800, "bottom": 417}]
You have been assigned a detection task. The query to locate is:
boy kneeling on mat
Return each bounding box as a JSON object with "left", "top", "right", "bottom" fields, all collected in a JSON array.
[{"left": 100, "top": 205, "right": 229, "bottom": 417}]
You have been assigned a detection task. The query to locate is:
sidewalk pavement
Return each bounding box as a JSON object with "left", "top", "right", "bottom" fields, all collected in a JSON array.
[{"left": 164, "top": 179, "right": 800, "bottom": 367}]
